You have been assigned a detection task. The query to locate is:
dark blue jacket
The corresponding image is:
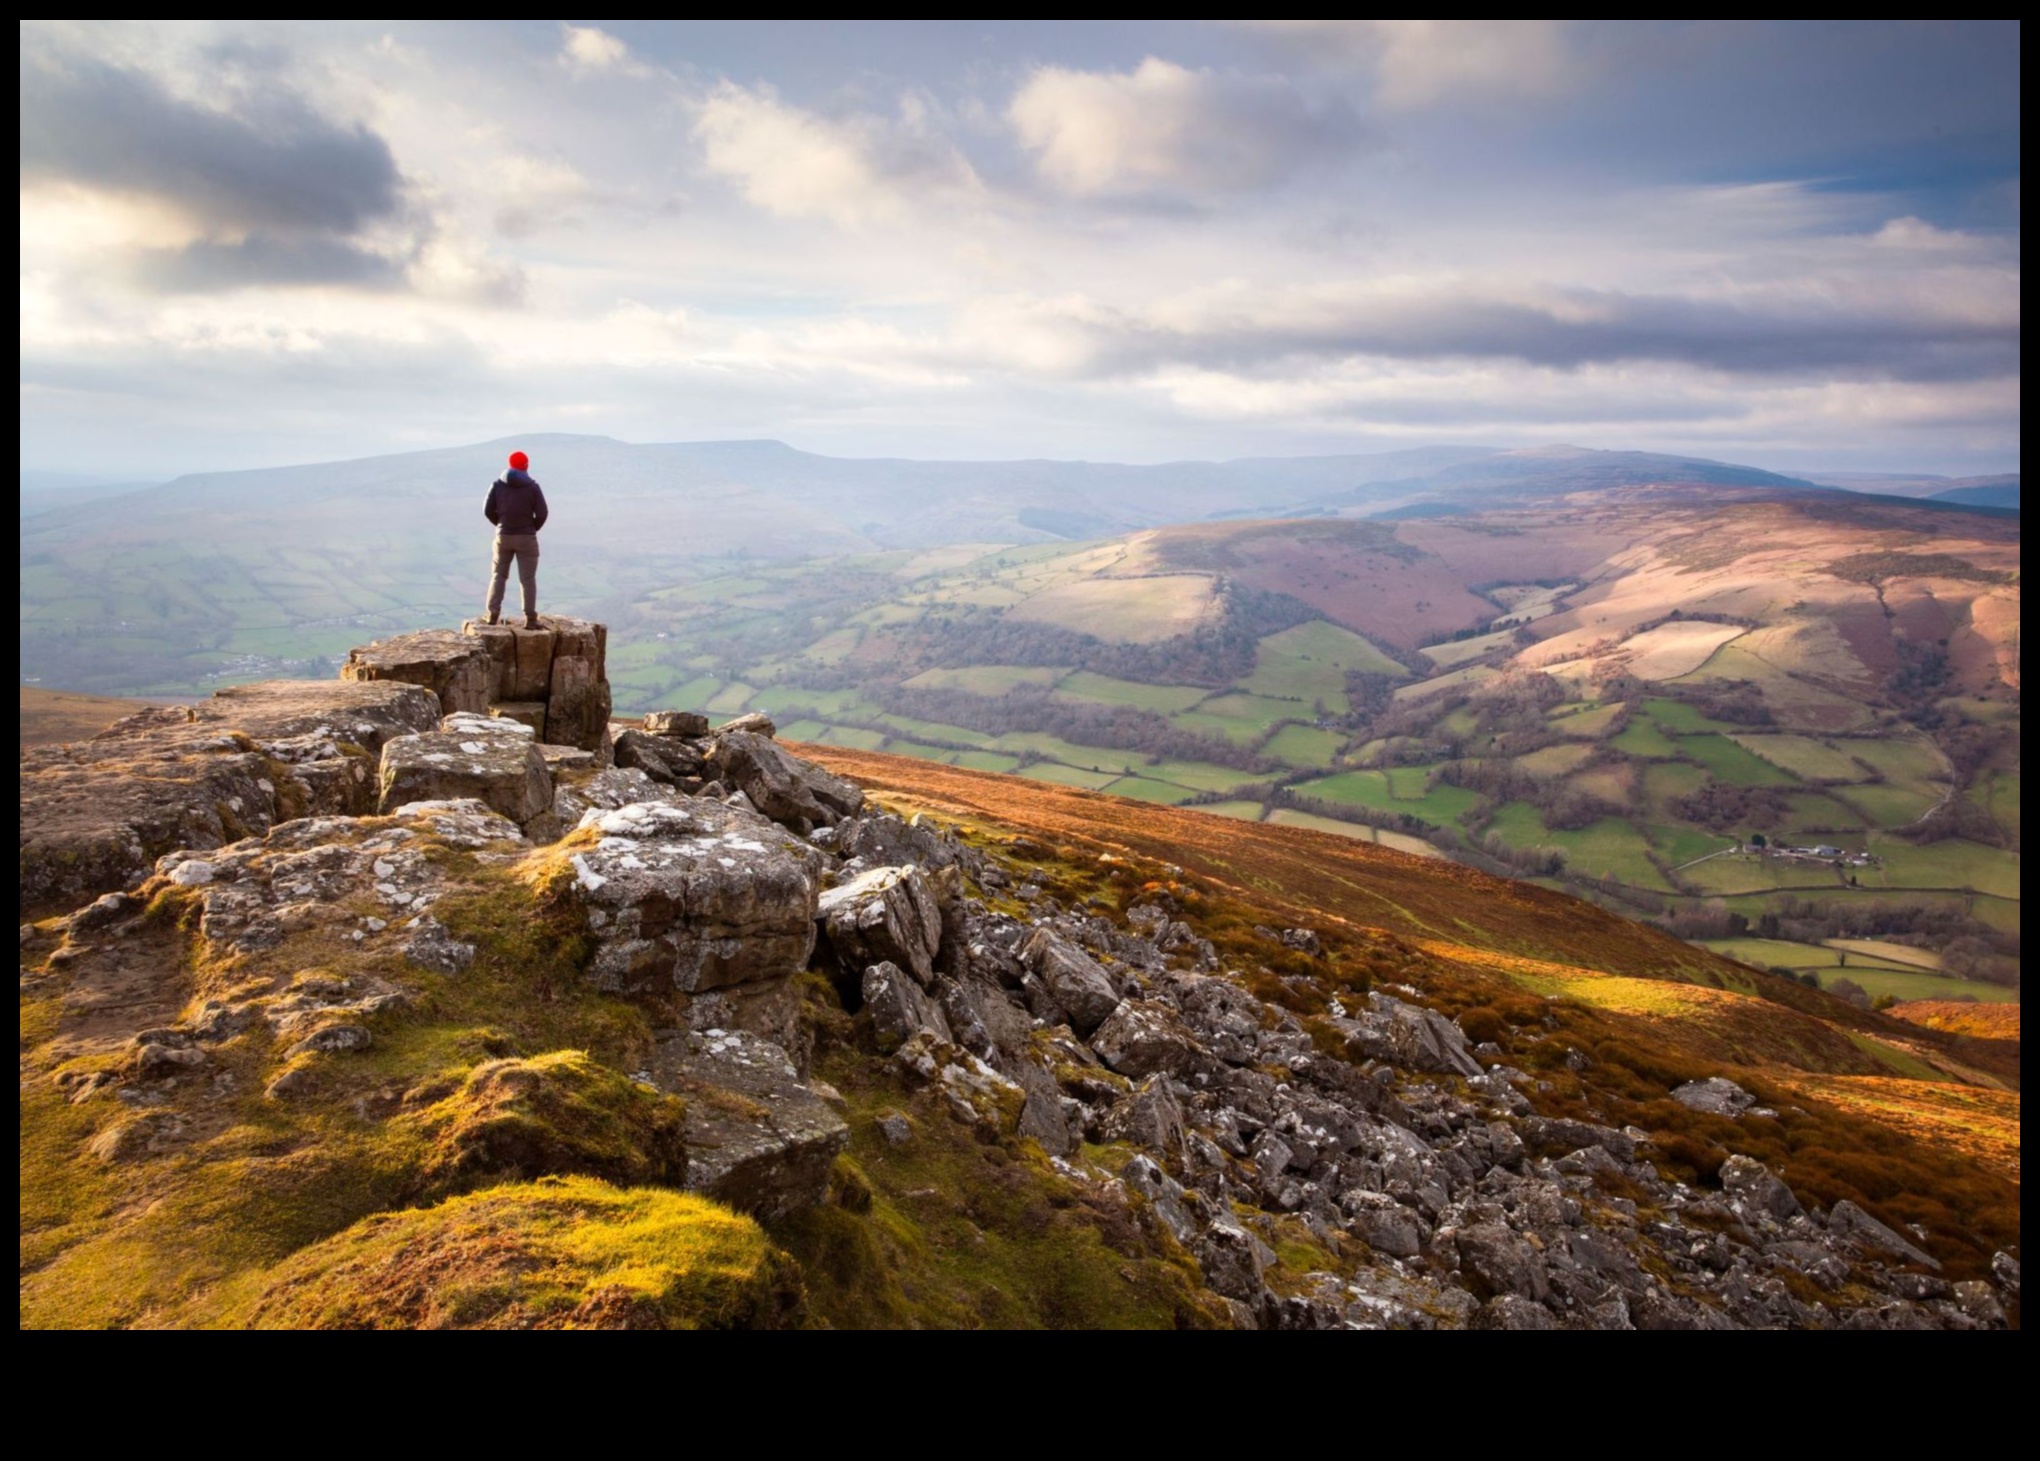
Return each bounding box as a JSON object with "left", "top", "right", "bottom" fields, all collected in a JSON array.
[{"left": 485, "top": 469, "right": 549, "bottom": 536}]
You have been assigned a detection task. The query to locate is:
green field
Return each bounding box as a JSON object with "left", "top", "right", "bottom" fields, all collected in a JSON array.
[
  {"left": 1702, "top": 937, "right": 1850, "bottom": 969},
  {"left": 1832, "top": 737, "right": 1949, "bottom": 785},
  {"left": 1166, "top": 710, "right": 1271, "bottom": 745},
  {"left": 1099, "top": 775, "right": 1201, "bottom": 805},
  {"left": 1679, "top": 734, "right": 1799, "bottom": 786},
  {"left": 1548, "top": 702, "right": 1624, "bottom": 738},
  {"left": 1827, "top": 939, "right": 1943, "bottom": 970},
  {"left": 905, "top": 665, "right": 1066, "bottom": 695},
  {"left": 1682, "top": 855, "right": 1841, "bottom": 897},
  {"left": 947, "top": 750, "right": 1025, "bottom": 773},
  {"left": 1265, "top": 809, "right": 1446, "bottom": 857},
  {"left": 1834, "top": 783, "right": 1940, "bottom": 828},
  {"left": 1486, "top": 804, "right": 1673, "bottom": 890},
  {"left": 1020, "top": 762, "right": 1120, "bottom": 791},
  {"left": 1729, "top": 734, "right": 1869, "bottom": 782},
  {"left": 1867, "top": 838, "right": 2021, "bottom": 899},
  {"left": 1612, "top": 719, "right": 1680, "bottom": 758},
  {"left": 1774, "top": 792, "right": 1867, "bottom": 835},
  {"left": 1294, "top": 769, "right": 1481, "bottom": 827},
  {"left": 1516, "top": 743, "right": 1598, "bottom": 778},
  {"left": 1640, "top": 698, "right": 1735, "bottom": 734},
  {"left": 1263, "top": 724, "right": 1345, "bottom": 769},
  {"left": 1815, "top": 969, "right": 2021, "bottom": 1004},
  {"left": 1140, "top": 760, "right": 1260, "bottom": 794},
  {"left": 872, "top": 714, "right": 997, "bottom": 747},
  {"left": 1054, "top": 671, "right": 1209, "bottom": 714},
  {"left": 1650, "top": 824, "right": 1733, "bottom": 864},
  {"left": 1239, "top": 622, "right": 1406, "bottom": 711}
]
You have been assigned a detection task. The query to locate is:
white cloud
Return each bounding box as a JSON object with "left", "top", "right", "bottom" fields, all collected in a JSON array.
[
  {"left": 1010, "top": 57, "right": 1362, "bottom": 198},
  {"left": 692, "top": 81, "right": 980, "bottom": 226},
  {"left": 1245, "top": 20, "right": 1576, "bottom": 109},
  {"left": 558, "top": 25, "right": 652, "bottom": 79}
]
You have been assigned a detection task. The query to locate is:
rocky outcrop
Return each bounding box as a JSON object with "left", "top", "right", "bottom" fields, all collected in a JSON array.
[
  {"left": 818, "top": 864, "right": 943, "bottom": 986},
  {"left": 1021, "top": 928, "right": 1122, "bottom": 1036},
  {"left": 707, "top": 731, "right": 864, "bottom": 832},
  {"left": 346, "top": 616, "right": 611, "bottom": 752},
  {"left": 341, "top": 630, "right": 493, "bottom": 716},
  {"left": 20, "top": 678, "right": 440, "bottom": 910},
  {"left": 563, "top": 801, "right": 823, "bottom": 1043},
  {"left": 862, "top": 960, "right": 952, "bottom": 1054},
  {"left": 377, "top": 713, "right": 556, "bottom": 835},
  {"left": 647, "top": 1029, "right": 849, "bottom": 1222}
]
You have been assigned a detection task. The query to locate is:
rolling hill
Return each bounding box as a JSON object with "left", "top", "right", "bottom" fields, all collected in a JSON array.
[{"left": 606, "top": 489, "right": 2020, "bottom": 1004}]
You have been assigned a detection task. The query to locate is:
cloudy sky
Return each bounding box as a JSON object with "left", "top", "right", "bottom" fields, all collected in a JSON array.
[{"left": 19, "top": 20, "right": 2021, "bottom": 478}]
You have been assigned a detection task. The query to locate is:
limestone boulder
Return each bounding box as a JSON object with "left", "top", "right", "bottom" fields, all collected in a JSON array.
[
  {"left": 646, "top": 1029, "right": 848, "bottom": 1221},
  {"left": 612, "top": 728, "right": 707, "bottom": 785},
  {"left": 552, "top": 766, "right": 680, "bottom": 830},
  {"left": 563, "top": 801, "right": 823, "bottom": 1002},
  {"left": 377, "top": 714, "right": 555, "bottom": 832},
  {"left": 344, "top": 630, "right": 493, "bottom": 715},
  {"left": 643, "top": 710, "right": 710, "bottom": 738},
  {"left": 1719, "top": 1154, "right": 1803, "bottom": 1223},
  {"left": 818, "top": 864, "right": 943, "bottom": 985},
  {"left": 1671, "top": 1076, "right": 1758, "bottom": 1118},
  {"left": 1021, "top": 928, "right": 1122, "bottom": 1036},
  {"left": 706, "top": 731, "right": 863, "bottom": 832},
  {"left": 1829, "top": 1199, "right": 1939, "bottom": 1269},
  {"left": 1334, "top": 992, "right": 1483, "bottom": 1078},
  {"left": 1088, "top": 998, "right": 1220, "bottom": 1080},
  {"left": 20, "top": 679, "right": 439, "bottom": 912},
  {"left": 861, "top": 960, "right": 952, "bottom": 1055}
]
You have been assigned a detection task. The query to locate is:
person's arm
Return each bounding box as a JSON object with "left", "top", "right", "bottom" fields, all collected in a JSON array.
[
  {"left": 532, "top": 484, "right": 549, "bottom": 532},
  {"left": 485, "top": 482, "right": 501, "bottom": 526}
]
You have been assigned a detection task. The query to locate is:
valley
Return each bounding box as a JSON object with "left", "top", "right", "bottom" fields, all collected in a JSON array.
[
  {"left": 606, "top": 492, "right": 2021, "bottom": 1004},
  {"left": 20, "top": 446, "right": 2020, "bottom": 1008}
]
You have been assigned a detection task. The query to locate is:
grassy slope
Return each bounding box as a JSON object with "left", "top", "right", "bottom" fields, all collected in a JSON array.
[{"left": 20, "top": 687, "right": 152, "bottom": 748}]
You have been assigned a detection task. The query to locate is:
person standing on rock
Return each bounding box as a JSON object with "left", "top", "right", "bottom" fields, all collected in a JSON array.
[{"left": 483, "top": 449, "right": 549, "bottom": 630}]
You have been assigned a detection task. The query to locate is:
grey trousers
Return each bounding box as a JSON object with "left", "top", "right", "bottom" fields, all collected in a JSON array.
[{"left": 487, "top": 532, "right": 539, "bottom": 617}]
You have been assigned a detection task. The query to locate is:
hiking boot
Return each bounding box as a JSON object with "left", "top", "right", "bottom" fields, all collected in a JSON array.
[
  {"left": 484, "top": 610, "right": 500, "bottom": 627},
  {"left": 524, "top": 612, "right": 542, "bottom": 630}
]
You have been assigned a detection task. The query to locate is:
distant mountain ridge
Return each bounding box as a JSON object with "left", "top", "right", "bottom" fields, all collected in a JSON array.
[
  {"left": 17, "top": 433, "right": 2005, "bottom": 698},
  {"left": 23, "top": 435, "right": 1835, "bottom": 557}
]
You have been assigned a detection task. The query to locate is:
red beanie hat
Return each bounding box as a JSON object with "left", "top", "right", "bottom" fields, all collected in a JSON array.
[{"left": 508, "top": 450, "right": 529, "bottom": 470}]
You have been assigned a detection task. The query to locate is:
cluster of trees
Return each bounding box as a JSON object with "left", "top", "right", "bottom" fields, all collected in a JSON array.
[
  {"left": 1651, "top": 896, "right": 2017, "bottom": 987},
  {"left": 1439, "top": 757, "right": 1628, "bottom": 833},
  {"left": 1676, "top": 679, "right": 1774, "bottom": 727},
  {"left": 1671, "top": 780, "right": 1788, "bottom": 832}
]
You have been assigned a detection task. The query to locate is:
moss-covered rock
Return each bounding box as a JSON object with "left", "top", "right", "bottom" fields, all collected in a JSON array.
[
  {"left": 243, "top": 1175, "right": 805, "bottom": 1329},
  {"left": 405, "top": 1051, "right": 688, "bottom": 1193}
]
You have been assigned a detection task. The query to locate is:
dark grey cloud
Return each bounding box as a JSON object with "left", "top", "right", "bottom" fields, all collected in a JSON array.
[
  {"left": 1029, "top": 284, "right": 2018, "bottom": 384},
  {"left": 130, "top": 236, "right": 406, "bottom": 293},
  {"left": 20, "top": 52, "right": 407, "bottom": 289},
  {"left": 20, "top": 54, "right": 401, "bottom": 233}
]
